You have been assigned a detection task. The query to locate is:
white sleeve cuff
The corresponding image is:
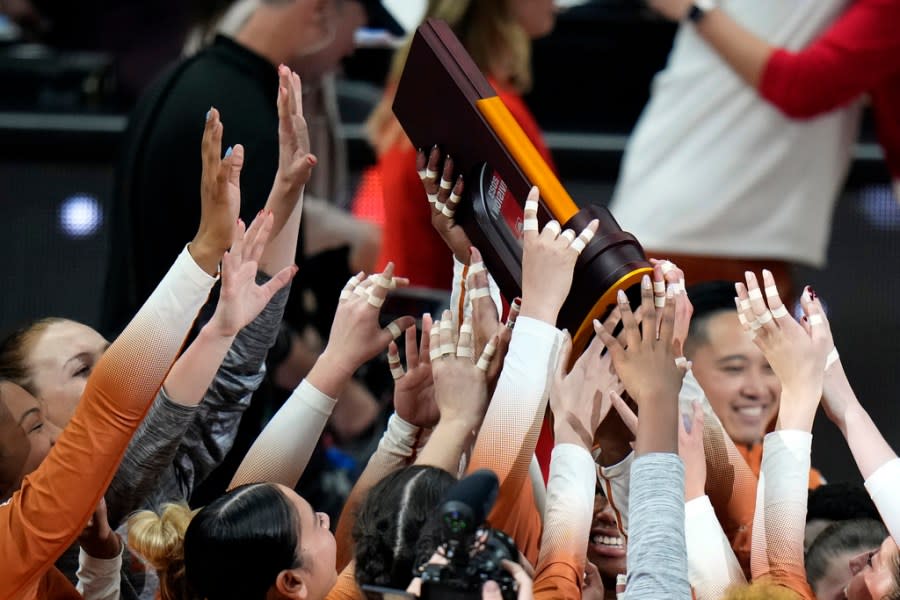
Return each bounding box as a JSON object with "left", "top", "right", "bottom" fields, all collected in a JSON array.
[
  {"left": 865, "top": 457, "right": 900, "bottom": 541},
  {"left": 295, "top": 379, "right": 338, "bottom": 416},
  {"left": 379, "top": 412, "right": 421, "bottom": 458},
  {"left": 76, "top": 545, "right": 124, "bottom": 600}
]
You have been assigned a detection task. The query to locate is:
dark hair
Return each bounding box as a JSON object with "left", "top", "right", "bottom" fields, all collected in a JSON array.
[
  {"left": 0, "top": 317, "right": 67, "bottom": 395},
  {"left": 805, "top": 519, "right": 887, "bottom": 589},
  {"left": 353, "top": 465, "right": 456, "bottom": 591},
  {"left": 683, "top": 281, "right": 739, "bottom": 357},
  {"left": 807, "top": 483, "right": 883, "bottom": 523},
  {"left": 185, "top": 483, "right": 301, "bottom": 600}
]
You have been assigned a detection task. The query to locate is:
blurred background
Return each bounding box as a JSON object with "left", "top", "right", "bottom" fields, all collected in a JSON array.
[{"left": 0, "top": 0, "right": 897, "bottom": 483}]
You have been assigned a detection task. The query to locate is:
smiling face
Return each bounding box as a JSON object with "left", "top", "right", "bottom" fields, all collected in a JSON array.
[
  {"left": 588, "top": 491, "right": 627, "bottom": 587},
  {"left": 687, "top": 311, "right": 780, "bottom": 446},
  {"left": 25, "top": 320, "right": 109, "bottom": 428},
  {"left": 845, "top": 536, "right": 900, "bottom": 599}
]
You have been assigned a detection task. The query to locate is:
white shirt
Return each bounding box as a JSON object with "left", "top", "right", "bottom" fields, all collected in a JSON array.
[{"left": 610, "top": 0, "right": 861, "bottom": 267}]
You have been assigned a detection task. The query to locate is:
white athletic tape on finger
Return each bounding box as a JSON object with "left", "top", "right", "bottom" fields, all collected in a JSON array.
[
  {"left": 825, "top": 347, "right": 840, "bottom": 370},
  {"left": 560, "top": 229, "right": 576, "bottom": 243},
  {"left": 467, "top": 262, "right": 486, "bottom": 278},
  {"left": 418, "top": 169, "right": 427, "bottom": 181},
  {"left": 429, "top": 347, "right": 442, "bottom": 361},
  {"left": 476, "top": 340, "right": 497, "bottom": 371},
  {"left": 738, "top": 312, "right": 749, "bottom": 327},
  {"left": 391, "top": 366, "right": 405, "bottom": 380},
  {"left": 750, "top": 319, "right": 763, "bottom": 331},
  {"left": 387, "top": 322, "right": 403, "bottom": 339},
  {"left": 674, "top": 356, "right": 688, "bottom": 368},
  {"left": 570, "top": 238, "right": 587, "bottom": 254},
  {"left": 653, "top": 281, "right": 666, "bottom": 294},
  {"left": 440, "top": 343, "right": 455, "bottom": 356},
  {"left": 808, "top": 314, "right": 824, "bottom": 326},
  {"left": 661, "top": 261, "right": 675, "bottom": 275},
  {"left": 339, "top": 290, "right": 352, "bottom": 301},
  {"left": 654, "top": 296, "right": 666, "bottom": 308},
  {"left": 441, "top": 206, "right": 455, "bottom": 218},
  {"left": 545, "top": 221, "right": 561, "bottom": 236},
  {"left": 459, "top": 323, "right": 473, "bottom": 336},
  {"left": 457, "top": 347, "right": 474, "bottom": 359},
  {"left": 469, "top": 287, "right": 492, "bottom": 299},
  {"left": 524, "top": 199, "right": 539, "bottom": 214},
  {"left": 367, "top": 293, "right": 385, "bottom": 308},
  {"left": 523, "top": 218, "right": 539, "bottom": 232},
  {"left": 425, "top": 168, "right": 438, "bottom": 179},
  {"left": 739, "top": 298, "right": 752, "bottom": 311},
  {"left": 434, "top": 202, "right": 446, "bottom": 214},
  {"left": 354, "top": 286, "right": 369, "bottom": 298},
  {"left": 748, "top": 288, "right": 763, "bottom": 301},
  {"left": 372, "top": 274, "right": 394, "bottom": 288},
  {"left": 671, "top": 281, "right": 685, "bottom": 294},
  {"left": 765, "top": 285, "right": 779, "bottom": 299},
  {"left": 440, "top": 319, "right": 452, "bottom": 331},
  {"left": 427, "top": 192, "right": 439, "bottom": 204},
  {"left": 440, "top": 178, "right": 453, "bottom": 190},
  {"left": 757, "top": 311, "right": 773, "bottom": 325},
  {"left": 771, "top": 305, "right": 790, "bottom": 319},
  {"left": 449, "top": 192, "right": 461, "bottom": 204}
]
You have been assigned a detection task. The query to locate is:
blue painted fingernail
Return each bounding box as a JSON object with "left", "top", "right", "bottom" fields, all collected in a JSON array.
[
  {"left": 682, "top": 414, "right": 692, "bottom": 433},
  {"left": 205, "top": 109, "right": 211, "bottom": 121},
  {"left": 224, "top": 146, "right": 233, "bottom": 158}
]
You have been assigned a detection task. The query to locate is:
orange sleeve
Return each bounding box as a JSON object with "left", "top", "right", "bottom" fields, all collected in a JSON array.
[
  {"left": 488, "top": 477, "right": 543, "bottom": 567},
  {"left": 0, "top": 248, "right": 215, "bottom": 599},
  {"left": 326, "top": 563, "right": 365, "bottom": 600},
  {"left": 533, "top": 561, "right": 582, "bottom": 600}
]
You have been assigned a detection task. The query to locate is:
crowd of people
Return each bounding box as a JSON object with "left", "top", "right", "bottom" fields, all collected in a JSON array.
[{"left": 2, "top": 0, "right": 899, "bottom": 599}]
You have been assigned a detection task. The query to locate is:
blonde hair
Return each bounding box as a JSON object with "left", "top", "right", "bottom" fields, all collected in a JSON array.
[
  {"left": 366, "top": 0, "right": 532, "bottom": 154},
  {"left": 128, "top": 503, "right": 199, "bottom": 600},
  {"left": 723, "top": 581, "right": 803, "bottom": 600}
]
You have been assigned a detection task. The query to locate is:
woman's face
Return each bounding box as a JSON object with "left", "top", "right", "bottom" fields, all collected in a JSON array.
[
  {"left": 26, "top": 320, "right": 108, "bottom": 428},
  {"left": 0, "top": 381, "right": 62, "bottom": 495},
  {"left": 278, "top": 484, "right": 337, "bottom": 600},
  {"left": 588, "top": 491, "right": 627, "bottom": 584},
  {"left": 845, "top": 536, "right": 899, "bottom": 599},
  {"left": 509, "top": 0, "right": 557, "bottom": 39}
]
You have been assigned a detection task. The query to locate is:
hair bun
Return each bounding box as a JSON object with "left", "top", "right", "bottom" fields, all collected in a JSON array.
[{"left": 127, "top": 503, "right": 197, "bottom": 571}]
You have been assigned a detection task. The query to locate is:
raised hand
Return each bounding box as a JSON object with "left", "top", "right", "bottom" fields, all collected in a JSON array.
[
  {"left": 390, "top": 315, "right": 439, "bottom": 429},
  {"left": 678, "top": 400, "right": 706, "bottom": 501},
  {"left": 550, "top": 332, "right": 614, "bottom": 449},
  {"left": 207, "top": 211, "right": 298, "bottom": 338},
  {"left": 650, "top": 258, "right": 694, "bottom": 358},
  {"left": 269, "top": 66, "right": 317, "bottom": 230},
  {"left": 734, "top": 270, "right": 828, "bottom": 431},
  {"left": 429, "top": 311, "right": 490, "bottom": 429},
  {"left": 79, "top": 499, "right": 121, "bottom": 560},
  {"left": 595, "top": 275, "right": 683, "bottom": 455},
  {"left": 420, "top": 146, "right": 471, "bottom": 263},
  {"left": 318, "top": 262, "right": 416, "bottom": 382},
  {"left": 520, "top": 186, "right": 599, "bottom": 325},
  {"left": 191, "top": 107, "right": 244, "bottom": 275}
]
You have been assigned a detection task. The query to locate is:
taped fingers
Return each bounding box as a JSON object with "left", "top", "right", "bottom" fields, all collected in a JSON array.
[{"left": 476, "top": 337, "right": 497, "bottom": 371}]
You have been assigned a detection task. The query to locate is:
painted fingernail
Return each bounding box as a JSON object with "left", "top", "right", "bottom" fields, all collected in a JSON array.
[
  {"left": 808, "top": 286, "right": 817, "bottom": 300},
  {"left": 682, "top": 414, "right": 692, "bottom": 433},
  {"left": 224, "top": 146, "right": 233, "bottom": 158}
]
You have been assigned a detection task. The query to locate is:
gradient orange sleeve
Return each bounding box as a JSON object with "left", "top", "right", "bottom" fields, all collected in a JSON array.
[{"left": 0, "top": 248, "right": 214, "bottom": 599}]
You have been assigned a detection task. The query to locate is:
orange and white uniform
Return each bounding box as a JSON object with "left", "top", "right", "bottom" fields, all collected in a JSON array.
[{"left": 0, "top": 247, "right": 217, "bottom": 599}]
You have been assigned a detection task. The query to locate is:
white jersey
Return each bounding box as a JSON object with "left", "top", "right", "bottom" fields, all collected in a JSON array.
[{"left": 610, "top": 0, "right": 861, "bottom": 267}]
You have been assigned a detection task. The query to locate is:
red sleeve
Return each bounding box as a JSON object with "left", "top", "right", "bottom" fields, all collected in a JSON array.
[{"left": 759, "top": 0, "right": 900, "bottom": 118}]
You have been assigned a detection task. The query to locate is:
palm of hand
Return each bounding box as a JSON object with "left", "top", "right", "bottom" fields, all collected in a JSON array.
[
  {"left": 279, "top": 113, "right": 313, "bottom": 185},
  {"left": 395, "top": 363, "right": 439, "bottom": 429},
  {"left": 433, "top": 359, "right": 487, "bottom": 424},
  {"left": 214, "top": 260, "right": 271, "bottom": 336}
]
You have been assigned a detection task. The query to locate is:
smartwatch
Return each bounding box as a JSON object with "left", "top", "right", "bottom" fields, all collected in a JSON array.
[{"left": 687, "top": 0, "right": 716, "bottom": 23}]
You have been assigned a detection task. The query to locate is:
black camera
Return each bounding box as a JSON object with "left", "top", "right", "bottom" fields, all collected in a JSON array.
[{"left": 418, "top": 470, "right": 520, "bottom": 600}]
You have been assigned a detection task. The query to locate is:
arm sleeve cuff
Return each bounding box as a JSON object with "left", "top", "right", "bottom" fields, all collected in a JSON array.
[{"left": 865, "top": 457, "right": 900, "bottom": 541}]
